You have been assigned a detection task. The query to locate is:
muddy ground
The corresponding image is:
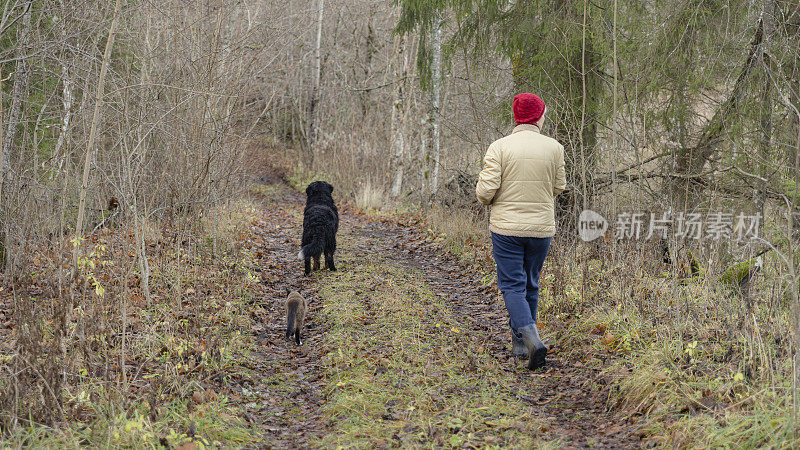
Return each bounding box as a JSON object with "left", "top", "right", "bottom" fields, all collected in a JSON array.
[{"left": 237, "top": 172, "right": 642, "bottom": 448}]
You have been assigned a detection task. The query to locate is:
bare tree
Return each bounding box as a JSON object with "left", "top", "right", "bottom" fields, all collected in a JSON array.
[
  {"left": 428, "top": 11, "right": 443, "bottom": 199},
  {"left": 308, "top": 0, "right": 324, "bottom": 163},
  {"left": 73, "top": 0, "right": 123, "bottom": 265},
  {"left": 0, "top": 0, "right": 32, "bottom": 277},
  {"left": 390, "top": 33, "right": 408, "bottom": 198},
  {"left": 54, "top": 0, "right": 75, "bottom": 175},
  {"left": 1, "top": 0, "right": 33, "bottom": 198},
  {"left": 756, "top": 0, "right": 775, "bottom": 219}
]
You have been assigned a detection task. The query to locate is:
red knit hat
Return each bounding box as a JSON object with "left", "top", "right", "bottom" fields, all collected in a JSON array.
[{"left": 513, "top": 93, "right": 546, "bottom": 125}]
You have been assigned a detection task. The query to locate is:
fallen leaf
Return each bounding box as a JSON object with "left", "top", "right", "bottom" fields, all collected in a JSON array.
[
  {"left": 192, "top": 391, "right": 204, "bottom": 404},
  {"left": 204, "top": 388, "right": 218, "bottom": 402}
]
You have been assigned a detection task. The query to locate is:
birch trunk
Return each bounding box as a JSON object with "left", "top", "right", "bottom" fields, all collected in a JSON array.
[
  {"left": 73, "top": 0, "right": 123, "bottom": 264},
  {"left": 0, "top": 69, "right": 4, "bottom": 212},
  {"left": 133, "top": 4, "right": 153, "bottom": 303},
  {"left": 54, "top": 0, "right": 74, "bottom": 175},
  {"left": 429, "top": 12, "right": 443, "bottom": 199},
  {"left": 1, "top": 1, "right": 33, "bottom": 192},
  {"left": 390, "top": 34, "right": 408, "bottom": 198},
  {"left": 54, "top": 67, "right": 74, "bottom": 175},
  {"left": 308, "top": 0, "right": 324, "bottom": 164},
  {"left": 420, "top": 115, "right": 429, "bottom": 196},
  {"left": 1, "top": 1, "right": 32, "bottom": 277}
]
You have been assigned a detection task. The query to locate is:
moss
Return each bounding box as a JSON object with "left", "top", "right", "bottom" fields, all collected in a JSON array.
[{"left": 718, "top": 258, "right": 759, "bottom": 287}]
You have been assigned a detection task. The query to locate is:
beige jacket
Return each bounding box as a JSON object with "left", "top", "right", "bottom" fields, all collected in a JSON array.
[{"left": 476, "top": 124, "right": 566, "bottom": 237}]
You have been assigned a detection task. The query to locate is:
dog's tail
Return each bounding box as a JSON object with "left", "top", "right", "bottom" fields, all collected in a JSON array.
[
  {"left": 286, "top": 303, "right": 297, "bottom": 340},
  {"left": 297, "top": 235, "right": 324, "bottom": 260}
]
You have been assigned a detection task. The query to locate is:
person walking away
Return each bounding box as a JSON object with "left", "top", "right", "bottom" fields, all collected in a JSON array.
[{"left": 475, "top": 93, "right": 566, "bottom": 370}]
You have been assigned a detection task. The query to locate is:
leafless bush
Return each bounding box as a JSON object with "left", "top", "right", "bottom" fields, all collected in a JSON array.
[{"left": 0, "top": 0, "right": 288, "bottom": 432}]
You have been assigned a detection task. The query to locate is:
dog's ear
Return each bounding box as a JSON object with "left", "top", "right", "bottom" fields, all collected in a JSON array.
[
  {"left": 327, "top": 182, "right": 334, "bottom": 193},
  {"left": 305, "top": 183, "right": 313, "bottom": 195}
]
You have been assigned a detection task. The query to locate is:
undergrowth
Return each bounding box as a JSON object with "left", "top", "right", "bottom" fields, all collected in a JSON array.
[
  {"left": 416, "top": 204, "right": 800, "bottom": 447},
  {"left": 0, "top": 201, "right": 265, "bottom": 447}
]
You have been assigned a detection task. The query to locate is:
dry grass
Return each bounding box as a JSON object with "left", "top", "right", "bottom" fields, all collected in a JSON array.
[
  {"left": 426, "top": 205, "right": 485, "bottom": 245},
  {"left": 201, "top": 199, "right": 260, "bottom": 253},
  {"left": 354, "top": 180, "right": 386, "bottom": 211},
  {"left": 422, "top": 205, "right": 492, "bottom": 270},
  {"left": 540, "top": 242, "right": 799, "bottom": 447},
  {"left": 0, "top": 204, "right": 264, "bottom": 447},
  {"left": 398, "top": 198, "right": 800, "bottom": 448}
]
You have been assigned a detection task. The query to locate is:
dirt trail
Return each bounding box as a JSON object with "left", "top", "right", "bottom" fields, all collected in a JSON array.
[{"left": 241, "top": 173, "right": 641, "bottom": 448}]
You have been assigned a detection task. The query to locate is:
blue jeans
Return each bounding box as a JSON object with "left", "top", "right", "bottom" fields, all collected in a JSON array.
[{"left": 491, "top": 233, "right": 552, "bottom": 331}]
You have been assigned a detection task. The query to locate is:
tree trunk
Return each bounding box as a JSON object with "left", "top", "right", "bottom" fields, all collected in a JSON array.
[
  {"left": 1, "top": 1, "right": 33, "bottom": 195},
  {"left": 359, "top": 15, "right": 376, "bottom": 119},
  {"left": 420, "top": 115, "right": 429, "bottom": 197},
  {"left": 673, "top": 16, "right": 764, "bottom": 200},
  {"left": 0, "top": 68, "right": 4, "bottom": 215},
  {"left": 757, "top": 0, "right": 775, "bottom": 220},
  {"left": 54, "top": 0, "right": 74, "bottom": 176},
  {"left": 54, "top": 66, "right": 74, "bottom": 176},
  {"left": 791, "top": 99, "right": 800, "bottom": 426},
  {"left": 134, "top": 3, "right": 154, "bottom": 303},
  {"left": 574, "top": 0, "right": 602, "bottom": 214},
  {"left": 611, "top": 0, "right": 619, "bottom": 219},
  {"left": 73, "top": 0, "right": 123, "bottom": 265},
  {"left": 390, "top": 34, "right": 408, "bottom": 198},
  {"left": 308, "top": 0, "right": 324, "bottom": 165},
  {"left": 429, "top": 12, "right": 443, "bottom": 200},
  {"left": 1, "top": 1, "right": 32, "bottom": 277}
]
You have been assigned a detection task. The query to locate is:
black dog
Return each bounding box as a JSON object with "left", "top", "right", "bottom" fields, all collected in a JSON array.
[{"left": 298, "top": 181, "right": 339, "bottom": 276}]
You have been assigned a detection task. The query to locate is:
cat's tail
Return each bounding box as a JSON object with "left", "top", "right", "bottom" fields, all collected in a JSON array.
[{"left": 286, "top": 304, "right": 297, "bottom": 340}]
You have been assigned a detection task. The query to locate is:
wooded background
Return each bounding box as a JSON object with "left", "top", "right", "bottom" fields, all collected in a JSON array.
[{"left": 1, "top": 0, "right": 800, "bottom": 443}]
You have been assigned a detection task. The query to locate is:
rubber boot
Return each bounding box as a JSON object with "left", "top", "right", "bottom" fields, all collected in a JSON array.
[
  {"left": 510, "top": 320, "right": 527, "bottom": 358},
  {"left": 511, "top": 330, "right": 527, "bottom": 358},
  {"left": 518, "top": 323, "right": 548, "bottom": 370}
]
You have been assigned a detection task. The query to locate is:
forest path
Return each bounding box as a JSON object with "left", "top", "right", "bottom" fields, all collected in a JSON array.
[{"left": 239, "top": 172, "right": 641, "bottom": 448}]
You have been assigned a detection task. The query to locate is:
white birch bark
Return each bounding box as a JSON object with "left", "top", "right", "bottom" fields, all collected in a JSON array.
[
  {"left": 429, "top": 12, "right": 443, "bottom": 199},
  {"left": 0, "top": 68, "right": 4, "bottom": 211},
  {"left": 390, "top": 34, "right": 408, "bottom": 198},
  {"left": 54, "top": 66, "right": 74, "bottom": 174},
  {"left": 308, "top": 0, "right": 324, "bottom": 160},
  {"left": 1, "top": 1, "right": 33, "bottom": 189},
  {"left": 54, "top": 0, "right": 74, "bottom": 175}
]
